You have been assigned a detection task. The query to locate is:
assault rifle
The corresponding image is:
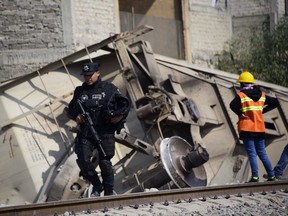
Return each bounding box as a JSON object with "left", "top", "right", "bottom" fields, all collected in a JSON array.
[{"left": 77, "top": 99, "right": 107, "bottom": 157}]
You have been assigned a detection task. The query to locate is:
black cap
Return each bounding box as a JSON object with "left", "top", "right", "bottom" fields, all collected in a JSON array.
[{"left": 81, "top": 63, "right": 99, "bottom": 75}]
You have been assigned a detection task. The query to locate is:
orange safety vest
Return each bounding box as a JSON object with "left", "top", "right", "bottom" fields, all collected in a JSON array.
[{"left": 237, "top": 92, "right": 266, "bottom": 133}]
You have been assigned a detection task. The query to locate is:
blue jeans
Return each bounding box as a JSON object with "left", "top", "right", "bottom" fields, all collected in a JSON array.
[
  {"left": 242, "top": 136, "right": 274, "bottom": 177},
  {"left": 274, "top": 144, "right": 288, "bottom": 176}
]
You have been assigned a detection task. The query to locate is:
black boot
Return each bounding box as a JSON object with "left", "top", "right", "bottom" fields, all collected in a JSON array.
[
  {"left": 104, "top": 190, "right": 114, "bottom": 196},
  {"left": 91, "top": 185, "right": 103, "bottom": 197}
]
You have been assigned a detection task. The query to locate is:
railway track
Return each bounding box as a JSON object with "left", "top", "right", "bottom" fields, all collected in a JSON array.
[{"left": 1, "top": 180, "right": 288, "bottom": 216}]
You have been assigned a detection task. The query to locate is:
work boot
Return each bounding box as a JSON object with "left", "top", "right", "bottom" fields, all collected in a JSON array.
[
  {"left": 267, "top": 176, "right": 276, "bottom": 181},
  {"left": 90, "top": 186, "right": 103, "bottom": 198},
  {"left": 104, "top": 189, "right": 114, "bottom": 196},
  {"left": 263, "top": 174, "right": 280, "bottom": 181},
  {"left": 264, "top": 173, "right": 288, "bottom": 181},
  {"left": 90, "top": 190, "right": 100, "bottom": 197},
  {"left": 247, "top": 176, "right": 259, "bottom": 183}
]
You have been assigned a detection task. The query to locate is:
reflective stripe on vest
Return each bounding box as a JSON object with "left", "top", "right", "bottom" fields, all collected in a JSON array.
[{"left": 237, "top": 92, "right": 266, "bottom": 133}]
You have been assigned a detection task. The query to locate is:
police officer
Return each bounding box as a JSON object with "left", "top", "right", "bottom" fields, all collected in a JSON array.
[
  {"left": 230, "top": 71, "right": 279, "bottom": 182},
  {"left": 68, "top": 62, "right": 130, "bottom": 196}
]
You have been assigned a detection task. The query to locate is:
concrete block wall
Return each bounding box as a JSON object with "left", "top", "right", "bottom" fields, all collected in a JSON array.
[
  {"left": 72, "top": 0, "right": 119, "bottom": 49},
  {"left": 188, "top": 0, "right": 286, "bottom": 66},
  {"left": 277, "top": 0, "right": 286, "bottom": 16},
  {"left": 0, "top": 1, "right": 63, "bottom": 51},
  {"left": 0, "top": 0, "right": 286, "bottom": 81},
  {"left": 188, "top": 0, "right": 232, "bottom": 66},
  {"left": 0, "top": 0, "right": 66, "bottom": 81},
  {"left": 229, "top": 0, "right": 270, "bottom": 35},
  {"left": 0, "top": 0, "right": 119, "bottom": 83},
  {"left": 229, "top": 0, "right": 271, "bottom": 17}
]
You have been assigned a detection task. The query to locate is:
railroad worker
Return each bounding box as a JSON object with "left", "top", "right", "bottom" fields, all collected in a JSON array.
[
  {"left": 264, "top": 144, "right": 288, "bottom": 180},
  {"left": 68, "top": 62, "right": 131, "bottom": 197},
  {"left": 229, "top": 71, "right": 279, "bottom": 182}
]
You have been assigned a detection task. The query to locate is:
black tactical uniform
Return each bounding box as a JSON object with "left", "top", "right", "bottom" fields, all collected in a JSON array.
[{"left": 68, "top": 63, "right": 130, "bottom": 196}]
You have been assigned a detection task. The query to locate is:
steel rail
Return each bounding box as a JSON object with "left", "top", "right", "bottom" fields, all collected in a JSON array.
[{"left": 0, "top": 181, "right": 287, "bottom": 216}]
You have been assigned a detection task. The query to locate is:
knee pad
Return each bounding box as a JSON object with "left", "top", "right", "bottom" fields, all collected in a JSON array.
[
  {"left": 76, "top": 158, "right": 96, "bottom": 172},
  {"left": 101, "top": 134, "right": 115, "bottom": 157}
]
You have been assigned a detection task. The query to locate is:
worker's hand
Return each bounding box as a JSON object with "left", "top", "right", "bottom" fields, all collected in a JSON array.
[
  {"left": 76, "top": 114, "right": 85, "bottom": 124},
  {"left": 240, "top": 114, "right": 250, "bottom": 120},
  {"left": 110, "top": 115, "right": 123, "bottom": 124}
]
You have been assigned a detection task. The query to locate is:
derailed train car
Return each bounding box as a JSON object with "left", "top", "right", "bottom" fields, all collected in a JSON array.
[{"left": 0, "top": 26, "right": 287, "bottom": 205}]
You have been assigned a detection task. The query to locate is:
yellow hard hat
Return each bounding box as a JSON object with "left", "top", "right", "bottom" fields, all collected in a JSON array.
[{"left": 237, "top": 71, "right": 254, "bottom": 83}]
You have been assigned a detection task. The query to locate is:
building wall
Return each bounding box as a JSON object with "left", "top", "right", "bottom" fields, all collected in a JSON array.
[
  {"left": 188, "top": 0, "right": 286, "bottom": 66},
  {"left": 0, "top": 0, "right": 119, "bottom": 82},
  {"left": 0, "top": 0, "right": 286, "bottom": 82},
  {"left": 72, "top": 0, "right": 119, "bottom": 49},
  {"left": 0, "top": 0, "right": 65, "bottom": 81},
  {"left": 188, "top": 0, "right": 232, "bottom": 66}
]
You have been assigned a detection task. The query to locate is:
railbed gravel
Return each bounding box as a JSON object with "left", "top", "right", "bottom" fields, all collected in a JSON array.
[{"left": 70, "top": 191, "right": 288, "bottom": 216}]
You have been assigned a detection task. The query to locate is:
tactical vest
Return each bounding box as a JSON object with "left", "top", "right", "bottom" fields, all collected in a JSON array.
[
  {"left": 237, "top": 92, "right": 266, "bottom": 133},
  {"left": 79, "top": 82, "right": 107, "bottom": 124}
]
